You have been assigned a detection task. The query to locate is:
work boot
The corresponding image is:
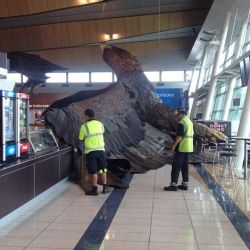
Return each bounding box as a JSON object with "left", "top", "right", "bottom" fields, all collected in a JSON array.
[
  {"left": 85, "top": 186, "right": 98, "bottom": 196},
  {"left": 102, "top": 184, "right": 112, "bottom": 194},
  {"left": 164, "top": 185, "right": 178, "bottom": 191},
  {"left": 178, "top": 184, "right": 188, "bottom": 190}
]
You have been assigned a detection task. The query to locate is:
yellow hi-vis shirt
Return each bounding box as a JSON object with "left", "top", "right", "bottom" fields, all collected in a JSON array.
[
  {"left": 79, "top": 119, "right": 105, "bottom": 154},
  {"left": 178, "top": 115, "right": 194, "bottom": 153}
]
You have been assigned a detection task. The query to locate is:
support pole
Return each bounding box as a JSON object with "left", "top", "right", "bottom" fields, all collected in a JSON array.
[
  {"left": 190, "top": 45, "right": 209, "bottom": 119},
  {"left": 203, "top": 12, "right": 231, "bottom": 120},
  {"left": 235, "top": 76, "right": 250, "bottom": 176}
]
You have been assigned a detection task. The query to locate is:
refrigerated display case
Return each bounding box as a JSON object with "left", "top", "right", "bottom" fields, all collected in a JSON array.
[
  {"left": 0, "top": 90, "right": 17, "bottom": 161},
  {"left": 17, "top": 93, "right": 29, "bottom": 157},
  {"left": 29, "top": 129, "right": 58, "bottom": 155}
]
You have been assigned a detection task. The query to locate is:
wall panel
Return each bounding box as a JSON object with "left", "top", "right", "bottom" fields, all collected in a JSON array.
[
  {"left": 0, "top": 11, "right": 207, "bottom": 52},
  {"left": 35, "top": 37, "right": 195, "bottom": 71},
  {"left": 25, "top": 26, "right": 43, "bottom": 50},
  {"left": 67, "top": 22, "right": 83, "bottom": 45},
  {"left": 0, "top": 0, "right": 9, "bottom": 18},
  {"left": 26, "top": 0, "right": 48, "bottom": 14},
  {"left": 6, "top": 0, "right": 28, "bottom": 17},
  {"left": 12, "top": 27, "right": 29, "bottom": 51}
]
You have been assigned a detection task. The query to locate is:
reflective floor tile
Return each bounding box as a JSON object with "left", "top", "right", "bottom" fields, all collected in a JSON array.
[
  {"left": 150, "top": 233, "right": 196, "bottom": 244},
  {"left": 101, "top": 240, "right": 148, "bottom": 250},
  {"left": 104, "top": 231, "right": 149, "bottom": 242},
  {"left": 197, "top": 245, "right": 249, "bottom": 250},
  {"left": 108, "top": 225, "right": 151, "bottom": 234},
  {"left": 149, "top": 242, "right": 198, "bottom": 250}
]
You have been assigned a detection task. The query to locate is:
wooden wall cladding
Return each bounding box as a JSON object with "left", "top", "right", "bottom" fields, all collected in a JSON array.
[
  {"left": 0, "top": 0, "right": 103, "bottom": 18},
  {"left": 34, "top": 37, "right": 195, "bottom": 71},
  {"left": 0, "top": 10, "right": 207, "bottom": 53},
  {"left": 30, "top": 93, "right": 69, "bottom": 105}
]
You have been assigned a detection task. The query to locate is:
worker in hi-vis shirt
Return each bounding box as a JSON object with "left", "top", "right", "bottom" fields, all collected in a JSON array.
[
  {"left": 164, "top": 108, "right": 194, "bottom": 191},
  {"left": 79, "top": 109, "right": 111, "bottom": 196}
]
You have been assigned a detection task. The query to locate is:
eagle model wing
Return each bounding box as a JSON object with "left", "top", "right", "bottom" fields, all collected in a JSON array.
[{"left": 8, "top": 52, "right": 67, "bottom": 93}]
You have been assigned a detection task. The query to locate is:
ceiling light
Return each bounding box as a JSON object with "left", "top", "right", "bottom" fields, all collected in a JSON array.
[
  {"left": 112, "top": 34, "right": 119, "bottom": 39},
  {"left": 78, "top": 0, "right": 88, "bottom": 4},
  {"left": 104, "top": 34, "right": 111, "bottom": 40}
]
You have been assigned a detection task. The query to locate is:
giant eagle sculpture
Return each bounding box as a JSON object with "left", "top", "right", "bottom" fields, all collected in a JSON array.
[
  {"left": 43, "top": 44, "right": 226, "bottom": 190},
  {"left": 8, "top": 52, "right": 67, "bottom": 93}
]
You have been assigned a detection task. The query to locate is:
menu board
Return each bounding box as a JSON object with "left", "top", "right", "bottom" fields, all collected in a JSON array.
[
  {"left": 4, "top": 97, "right": 15, "bottom": 142},
  {"left": 197, "top": 120, "right": 231, "bottom": 137},
  {"left": 19, "top": 99, "right": 27, "bottom": 140}
]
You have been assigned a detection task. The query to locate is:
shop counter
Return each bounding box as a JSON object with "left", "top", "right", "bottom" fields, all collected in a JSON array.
[{"left": 0, "top": 146, "right": 73, "bottom": 219}]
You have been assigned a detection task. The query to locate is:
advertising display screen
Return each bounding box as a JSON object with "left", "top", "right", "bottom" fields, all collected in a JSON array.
[
  {"left": 155, "top": 88, "right": 182, "bottom": 109},
  {"left": 19, "top": 99, "right": 27, "bottom": 140},
  {"left": 240, "top": 56, "right": 250, "bottom": 87},
  {"left": 4, "top": 97, "right": 15, "bottom": 142}
]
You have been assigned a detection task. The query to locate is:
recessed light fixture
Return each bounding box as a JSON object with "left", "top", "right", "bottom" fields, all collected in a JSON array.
[
  {"left": 104, "top": 34, "right": 111, "bottom": 40},
  {"left": 112, "top": 34, "right": 119, "bottom": 39},
  {"left": 103, "top": 33, "right": 120, "bottom": 40}
]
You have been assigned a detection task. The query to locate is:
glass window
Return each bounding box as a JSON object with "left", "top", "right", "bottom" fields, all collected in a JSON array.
[
  {"left": 244, "top": 22, "right": 250, "bottom": 44},
  {"left": 207, "top": 64, "right": 213, "bottom": 81},
  {"left": 188, "top": 70, "right": 199, "bottom": 95},
  {"left": 144, "top": 71, "right": 160, "bottom": 82},
  {"left": 225, "top": 42, "right": 236, "bottom": 67},
  {"left": 227, "top": 42, "right": 235, "bottom": 59},
  {"left": 219, "top": 50, "right": 226, "bottom": 70},
  {"left": 212, "top": 111, "right": 222, "bottom": 120},
  {"left": 7, "top": 73, "right": 21, "bottom": 83},
  {"left": 185, "top": 71, "right": 193, "bottom": 81},
  {"left": 91, "top": 72, "right": 112, "bottom": 83},
  {"left": 46, "top": 73, "right": 66, "bottom": 83},
  {"left": 23, "top": 75, "right": 28, "bottom": 83},
  {"left": 68, "top": 73, "right": 89, "bottom": 83},
  {"left": 161, "top": 71, "right": 184, "bottom": 82},
  {"left": 228, "top": 83, "right": 247, "bottom": 135},
  {"left": 203, "top": 67, "right": 209, "bottom": 84}
]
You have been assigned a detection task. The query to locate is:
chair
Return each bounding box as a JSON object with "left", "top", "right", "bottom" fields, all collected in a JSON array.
[{"left": 219, "top": 152, "right": 239, "bottom": 180}]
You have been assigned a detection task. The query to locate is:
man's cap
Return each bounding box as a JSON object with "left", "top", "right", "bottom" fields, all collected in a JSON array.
[{"left": 175, "top": 108, "right": 186, "bottom": 115}]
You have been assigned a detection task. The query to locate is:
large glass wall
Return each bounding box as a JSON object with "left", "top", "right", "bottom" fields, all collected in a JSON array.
[
  {"left": 191, "top": 0, "right": 250, "bottom": 136},
  {"left": 10, "top": 70, "right": 192, "bottom": 85},
  {"left": 211, "top": 84, "right": 227, "bottom": 120},
  {"left": 228, "top": 78, "right": 247, "bottom": 135}
]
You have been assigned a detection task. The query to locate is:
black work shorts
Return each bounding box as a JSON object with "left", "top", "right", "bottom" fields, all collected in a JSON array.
[{"left": 86, "top": 150, "right": 106, "bottom": 174}]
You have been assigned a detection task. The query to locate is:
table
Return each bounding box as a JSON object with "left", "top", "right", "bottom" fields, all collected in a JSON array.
[{"left": 229, "top": 136, "right": 250, "bottom": 180}]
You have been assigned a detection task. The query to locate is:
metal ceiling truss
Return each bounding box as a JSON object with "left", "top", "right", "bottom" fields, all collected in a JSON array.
[{"left": 0, "top": 0, "right": 213, "bottom": 30}]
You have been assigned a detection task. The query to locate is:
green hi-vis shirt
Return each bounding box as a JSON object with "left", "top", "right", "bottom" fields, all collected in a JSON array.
[{"left": 79, "top": 119, "right": 105, "bottom": 154}]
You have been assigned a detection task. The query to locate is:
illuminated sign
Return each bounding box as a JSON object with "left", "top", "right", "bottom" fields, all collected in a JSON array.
[
  {"left": 6, "top": 144, "right": 17, "bottom": 157},
  {"left": 20, "top": 143, "right": 30, "bottom": 153},
  {"left": 18, "top": 93, "right": 29, "bottom": 99},
  {"left": 29, "top": 104, "right": 49, "bottom": 108},
  {"left": 0, "top": 90, "right": 16, "bottom": 98}
]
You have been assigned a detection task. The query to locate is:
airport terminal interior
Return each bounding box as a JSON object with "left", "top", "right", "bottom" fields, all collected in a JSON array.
[{"left": 0, "top": 0, "right": 250, "bottom": 249}]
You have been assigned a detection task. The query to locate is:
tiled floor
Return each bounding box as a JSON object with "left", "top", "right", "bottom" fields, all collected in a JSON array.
[
  {"left": 0, "top": 165, "right": 248, "bottom": 250},
  {"left": 204, "top": 163, "right": 250, "bottom": 219}
]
